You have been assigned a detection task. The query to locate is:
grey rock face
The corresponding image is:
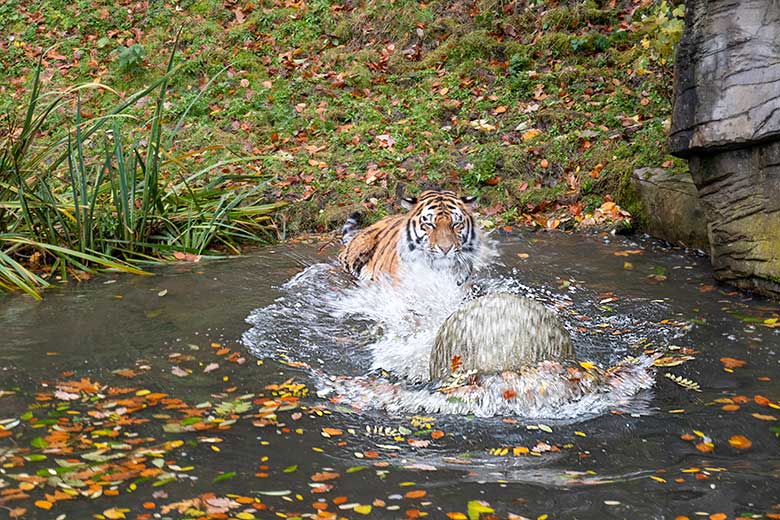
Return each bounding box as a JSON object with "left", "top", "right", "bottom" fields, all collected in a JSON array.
[
  {"left": 670, "top": 0, "right": 780, "bottom": 297},
  {"left": 689, "top": 142, "right": 780, "bottom": 295},
  {"left": 669, "top": 0, "right": 780, "bottom": 156},
  {"left": 631, "top": 168, "right": 709, "bottom": 250},
  {"left": 429, "top": 294, "right": 573, "bottom": 380}
]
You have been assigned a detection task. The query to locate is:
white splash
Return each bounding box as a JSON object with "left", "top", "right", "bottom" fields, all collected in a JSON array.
[
  {"left": 327, "top": 261, "right": 473, "bottom": 382},
  {"left": 244, "top": 240, "right": 658, "bottom": 420}
]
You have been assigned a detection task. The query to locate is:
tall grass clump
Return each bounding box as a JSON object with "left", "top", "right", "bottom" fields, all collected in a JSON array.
[{"left": 0, "top": 34, "right": 283, "bottom": 299}]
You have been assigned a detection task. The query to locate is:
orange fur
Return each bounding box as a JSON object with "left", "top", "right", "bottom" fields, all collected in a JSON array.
[{"left": 339, "top": 191, "right": 478, "bottom": 282}]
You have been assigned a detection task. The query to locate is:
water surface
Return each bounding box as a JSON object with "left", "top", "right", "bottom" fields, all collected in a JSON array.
[{"left": 1, "top": 232, "right": 779, "bottom": 519}]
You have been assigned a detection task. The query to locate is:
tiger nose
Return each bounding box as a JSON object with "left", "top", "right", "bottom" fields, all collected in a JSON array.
[{"left": 439, "top": 244, "right": 453, "bottom": 255}]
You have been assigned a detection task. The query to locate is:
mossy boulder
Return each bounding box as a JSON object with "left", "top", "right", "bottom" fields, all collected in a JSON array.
[{"left": 430, "top": 294, "right": 574, "bottom": 380}]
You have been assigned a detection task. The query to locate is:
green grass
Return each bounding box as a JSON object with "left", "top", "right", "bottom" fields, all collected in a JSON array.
[
  {"left": 0, "top": 36, "right": 283, "bottom": 297},
  {"left": 0, "top": 0, "right": 687, "bottom": 295}
]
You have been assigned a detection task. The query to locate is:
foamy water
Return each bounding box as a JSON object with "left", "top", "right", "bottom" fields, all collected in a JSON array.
[{"left": 243, "top": 243, "right": 667, "bottom": 420}]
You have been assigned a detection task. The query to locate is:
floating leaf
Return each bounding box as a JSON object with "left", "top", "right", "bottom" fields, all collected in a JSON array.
[
  {"left": 719, "top": 357, "right": 746, "bottom": 369},
  {"left": 212, "top": 471, "right": 236, "bottom": 483},
  {"left": 30, "top": 437, "right": 49, "bottom": 449},
  {"left": 728, "top": 435, "right": 752, "bottom": 449},
  {"left": 311, "top": 471, "right": 340, "bottom": 482},
  {"left": 467, "top": 500, "right": 494, "bottom": 520},
  {"left": 103, "top": 508, "right": 130, "bottom": 519},
  {"left": 664, "top": 373, "right": 701, "bottom": 392}
]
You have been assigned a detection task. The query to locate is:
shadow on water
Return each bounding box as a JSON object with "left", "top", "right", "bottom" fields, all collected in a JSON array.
[{"left": 1, "top": 231, "right": 780, "bottom": 519}]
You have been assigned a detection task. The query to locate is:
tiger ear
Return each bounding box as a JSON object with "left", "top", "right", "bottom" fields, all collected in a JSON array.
[
  {"left": 461, "top": 195, "right": 478, "bottom": 210},
  {"left": 400, "top": 196, "right": 417, "bottom": 210}
]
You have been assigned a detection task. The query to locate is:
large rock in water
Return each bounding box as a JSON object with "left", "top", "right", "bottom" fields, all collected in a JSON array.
[
  {"left": 630, "top": 167, "right": 709, "bottom": 250},
  {"left": 669, "top": 0, "right": 780, "bottom": 297},
  {"left": 429, "top": 294, "right": 573, "bottom": 380}
]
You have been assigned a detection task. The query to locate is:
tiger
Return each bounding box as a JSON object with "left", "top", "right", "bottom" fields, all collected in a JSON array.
[{"left": 339, "top": 190, "right": 482, "bottom": 284}]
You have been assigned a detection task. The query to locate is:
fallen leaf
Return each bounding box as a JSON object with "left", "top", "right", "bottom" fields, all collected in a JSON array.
[
  {"left": 311, "top": 471, "right": 340, "bottom": 482},
  {"left": 728, "top": 435, "right": 752, "bottom": 449},
  {"left": 720, "top": 357, "right": 746, "bottom": 369}
]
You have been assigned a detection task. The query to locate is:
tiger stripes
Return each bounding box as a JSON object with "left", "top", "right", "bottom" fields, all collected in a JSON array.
[{"left": 339, "top": 190, "right": 481, "bottom": 284}]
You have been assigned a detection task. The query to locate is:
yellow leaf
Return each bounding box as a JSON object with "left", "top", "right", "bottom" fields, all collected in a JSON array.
[
  {"left": 579, "top": 361, "right": 595, "bottom": 371},
  {"left": 650, "top": 476, "right": 666, "bottom": 483},
  {"left": 103, "top": 508, "right": 130, "bottom": 519},
  {"left": 354, "top": 504, "right": 372, "bottom": 514},
  {"left": 521, "top": 129, "right": 542, "bottom": 141}
]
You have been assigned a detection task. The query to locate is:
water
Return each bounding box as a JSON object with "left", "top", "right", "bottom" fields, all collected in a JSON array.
[{"left": 1, "top": 232, "right": 779, "bottom": 519}]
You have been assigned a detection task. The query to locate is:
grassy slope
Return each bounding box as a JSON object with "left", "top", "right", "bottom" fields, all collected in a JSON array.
[{"left": 0, "top": 0, "right": 687, "bottom": 237}]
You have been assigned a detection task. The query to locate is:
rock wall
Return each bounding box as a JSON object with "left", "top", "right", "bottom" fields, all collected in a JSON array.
[
  {"left": 669, "top": 0, "right": 780, "bottom": 297},
  {"left": 689, "top": 142, "right": 780, "bottom": 295}
]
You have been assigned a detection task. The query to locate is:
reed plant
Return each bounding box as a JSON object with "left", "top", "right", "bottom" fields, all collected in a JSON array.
[{"left": 0, "top": 35, "right": 283, "bottom": 299}]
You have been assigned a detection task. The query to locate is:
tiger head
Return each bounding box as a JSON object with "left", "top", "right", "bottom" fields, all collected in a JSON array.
[{"left": 399, "top": 190, "right": 480, "bottom": 275}]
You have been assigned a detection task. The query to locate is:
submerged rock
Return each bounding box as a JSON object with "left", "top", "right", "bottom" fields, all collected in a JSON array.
[{"left": 429, "top": 294, "right": 574, "bottom": 380}]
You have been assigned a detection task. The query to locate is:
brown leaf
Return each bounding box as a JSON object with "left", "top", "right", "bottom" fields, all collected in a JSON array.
[{"left": 720, "top": 357, "right": 746, "bottom": 369}]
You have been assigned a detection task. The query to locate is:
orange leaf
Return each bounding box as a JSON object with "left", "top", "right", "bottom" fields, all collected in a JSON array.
[
  {"left": 321, "top": 428, "right": 343, "bottom": 437},
  {"left": 503, "top": 389, "right": 518, "bottom": 400},
  {"left": 405, "top": 490, "right": 427, "bottom": 499},
  {"left": 721, "top": 404, "right": 740, "bottom": 412},
  {"left": 720, "top": 357, "right": 746, "bottom": 369},
  {"left": 311, "top": 471, "right": 340, "bottom": 482},
  {"left": 679, "top": 433, "right": 696, "bottom": 441},
  {"left": 728, "top": 435, "right": 752, "bottom": 449},
  {"left": 34, "top": 501, "right": 53, "bottom": 510},
  {"left": 709, "top": 514, "right": 727, "bottom": 520},
  {"left": 754, "top": 395, "right": 771, "bottom": 406},
  {"left": 751, "top": 413, "right": 777, "bottom": 421},
  {"left": 450, "top": 355, "right": 462, "bottom": 373},
  {"left": 695, "top": 442, "right": 714, "bottom": 453},
  {"left": 431, "top": 430, "right": 445, "bottom": 440}
]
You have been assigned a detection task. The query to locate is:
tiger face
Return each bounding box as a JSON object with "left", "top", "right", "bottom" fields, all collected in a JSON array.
[
  {"left": 399, "top": 190, "right": 480, "bottom": 277},
  {"left": 339, "top": 190, "right": 482, "bottom": 284}
]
